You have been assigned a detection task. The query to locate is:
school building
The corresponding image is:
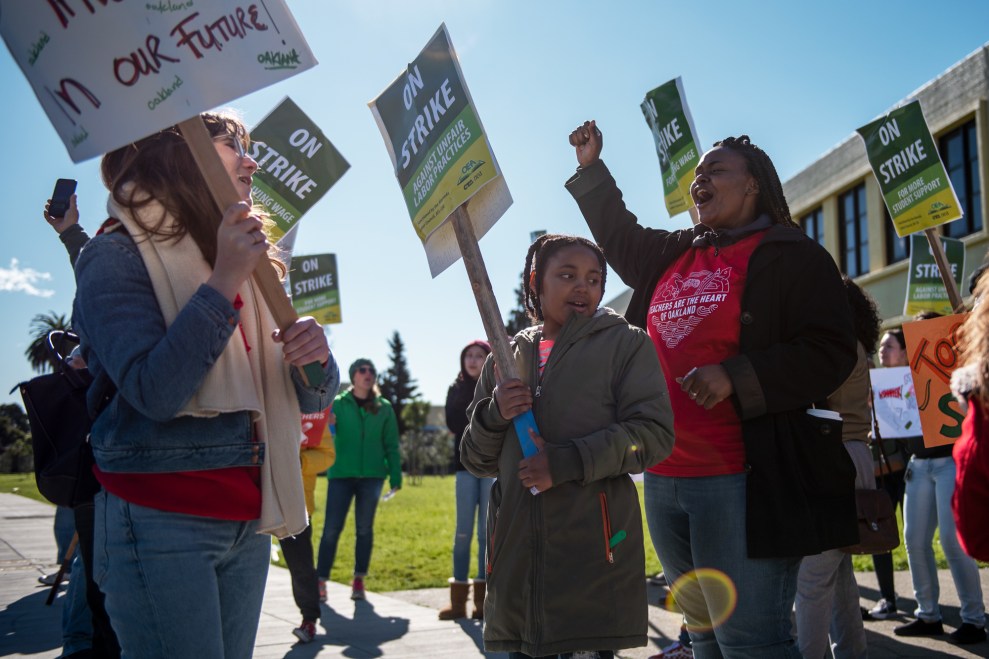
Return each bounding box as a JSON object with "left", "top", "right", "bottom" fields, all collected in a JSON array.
[
  {"left": 785, "top": 42, "right": 989, "bottom": 326},
  {"left": 605, "top": 43, "right": 989, "bottom": 330}
]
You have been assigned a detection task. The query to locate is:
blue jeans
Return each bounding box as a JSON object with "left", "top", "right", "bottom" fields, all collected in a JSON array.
[
  {"left": 453, "top": 471, "right": 494, "bottom": 582},
  {"left": 61, "top": 552, "right": 93, "bottom": 656},
  {"left": 316, "top": 478, "right": 384, "bottom": 579},
  {"left": 644, "top": 472, "right": 802, "bottom": 659},
  {"left": 93, "top": 491, "right": 270, "bottom": 658},
  {"left": 54, "top": 505, "right": 75, "bottom": 566},
  {"left": 903, "top": 455, "right": 986, "bottom": 626},
  {"left": 794, "top": 440, "right": 873, "bottom": 659}
]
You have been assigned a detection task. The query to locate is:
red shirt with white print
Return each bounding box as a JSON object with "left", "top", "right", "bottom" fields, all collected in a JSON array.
[{"left": 646, "top": 231, "right": 764, "bottom": 477}]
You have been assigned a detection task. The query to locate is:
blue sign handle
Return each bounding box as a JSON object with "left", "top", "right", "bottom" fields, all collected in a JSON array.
[{"left": 512, "top": 409, "right": 540, "bottom": 457}]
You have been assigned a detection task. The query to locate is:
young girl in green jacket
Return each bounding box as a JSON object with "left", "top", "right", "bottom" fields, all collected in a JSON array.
[{"left": 461, "top": 234, "right": 675, "bottom": 658}]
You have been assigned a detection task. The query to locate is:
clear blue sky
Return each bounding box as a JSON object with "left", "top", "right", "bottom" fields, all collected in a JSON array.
[{"left": 2, "top": 1, "right": 988, "bottom": 409}]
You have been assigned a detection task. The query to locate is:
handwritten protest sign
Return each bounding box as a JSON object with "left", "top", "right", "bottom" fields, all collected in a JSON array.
[
  {"left": 369, "top": 23, "right": 511, "bottom": 277},
  {"left": 0, "top": 2, "right": 316, "bottom": 162},
  {"left": 856, "top": 101, "right": 962, "bottom": 237},
  {"left": 902, "top": 313, "right": 969, "bottom": 448},
  {"left": 641, "top": 78, "right": 701, "bottom": 218},
  {"left": 250, "top": 98, "right": 349, "bottom": 241},
  {"left": 289, "top": 254, "right": 341, "bottom": 325},
  {"left": 870, "top": 366, "right": 921, "bottom": 439},
  {"left": 904, "top": 234, "right": 965, "bottom": 316}
]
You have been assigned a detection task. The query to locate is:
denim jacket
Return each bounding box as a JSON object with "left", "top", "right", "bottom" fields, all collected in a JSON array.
[{"left": 72, "top": 231, "right": 339, "bottom": 473}]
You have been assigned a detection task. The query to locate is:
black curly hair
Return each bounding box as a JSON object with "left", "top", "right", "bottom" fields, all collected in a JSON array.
[
  {"left": 522, "top": 234, "right": 607, "bottom": 323},
  {"left": 842, "top": 276, "right": 882, "bottom": 351},
  {"left": 713, "top": 135, "right": 796, "bottom": 228}
]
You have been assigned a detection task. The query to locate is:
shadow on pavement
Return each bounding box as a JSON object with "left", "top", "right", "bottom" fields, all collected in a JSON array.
[
  {"left": 280, "top": 599, "right": 409, "bottom": 658},
  {"left": 0, "top": 587, "right": 63, "bottom": 655},
  {"left": 455, "top": 617, "right": 485, "bottom": 654}
]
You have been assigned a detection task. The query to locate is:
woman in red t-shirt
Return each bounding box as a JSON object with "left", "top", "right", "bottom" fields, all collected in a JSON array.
[{"left": 567, "top": 121, "right": 858, "bottom": 658}]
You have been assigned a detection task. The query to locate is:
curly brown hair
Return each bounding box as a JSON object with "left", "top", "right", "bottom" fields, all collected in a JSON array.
[{"left": 957, "top": 275, "right": 989, "bottom": 406}]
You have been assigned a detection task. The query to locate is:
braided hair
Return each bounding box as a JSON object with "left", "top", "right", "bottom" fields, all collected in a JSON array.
[
  {"left": 714, "top": 135, "right": 796, "bottom": 228},
  {"left": 522, "top": 234, "right": 607, "bottom": 323}
]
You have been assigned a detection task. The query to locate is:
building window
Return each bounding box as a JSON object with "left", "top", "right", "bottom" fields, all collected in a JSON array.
[
  {"left": 885, "top": 206, "right": 910, "bottom": 264},
  {"left": 939, "top": 119, "right": 982, "bottom": 238},
  {"left": 840, "top": 183, "right": 869, "bottom": 277},
  {"left": 801, "top": 207, "right": 824, "bottom": 246}
]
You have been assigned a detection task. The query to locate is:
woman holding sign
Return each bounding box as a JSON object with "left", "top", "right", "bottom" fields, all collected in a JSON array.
[
  {"left": 892, "top": 315, "right": 986, "bottom": 642},
  {"left": 72, "top": 112, "right": 339, "bottom": 659},
  {"left": 567, "top": 121, "right": 858, "bottom": 658}
]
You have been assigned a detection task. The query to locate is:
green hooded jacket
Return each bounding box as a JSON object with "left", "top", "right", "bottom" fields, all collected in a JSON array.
[
  {"left": 462, "top": 308, "right": 674, "bottom": 656},
  {"left": 328, "top": 390, "right": 402, "bottom": 490}
]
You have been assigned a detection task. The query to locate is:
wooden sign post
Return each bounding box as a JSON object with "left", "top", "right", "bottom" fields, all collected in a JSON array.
[
  {"left": 451, "top": 205, "right": 539, "bottom": 459},
  {"left": 923, "top": 228, "right": 966, "bottom": 313},
  {"left": 368, "top": 24, "right": 535, "bottom": 470}
]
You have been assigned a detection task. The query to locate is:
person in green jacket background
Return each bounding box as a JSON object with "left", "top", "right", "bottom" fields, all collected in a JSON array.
[{"left": 316, "top": 358, "right": 401, "bottom": 601}]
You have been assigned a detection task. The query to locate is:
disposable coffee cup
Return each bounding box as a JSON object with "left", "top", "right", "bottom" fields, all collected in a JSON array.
[{"left": 806, "top": 408, "right": 842, "bottom": 422}]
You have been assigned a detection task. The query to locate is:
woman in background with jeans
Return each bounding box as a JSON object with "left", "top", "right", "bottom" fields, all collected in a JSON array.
[
  {"left": 439, "top": 339, "right": 492, "bottom": 620},
  {"left": 316, "top": 358, "right": 401, "bottom": 601},
  {"left": 892, "top": 317, "right": 986, "bottom": 643},
  {"left": 863, "top": 329, "right": 911, "bottom": 621}
]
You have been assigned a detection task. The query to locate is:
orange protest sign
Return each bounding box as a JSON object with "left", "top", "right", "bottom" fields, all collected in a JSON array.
[{"left": 902, "top": 313, "right": 969, "bottom": 448}]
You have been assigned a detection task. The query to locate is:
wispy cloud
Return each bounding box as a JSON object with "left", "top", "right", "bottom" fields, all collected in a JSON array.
[{"left": 0, "top": 259, "right": 55, "bottom": 298}]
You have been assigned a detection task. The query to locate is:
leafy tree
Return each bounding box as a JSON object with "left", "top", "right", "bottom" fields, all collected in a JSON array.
[
  {"left": 378, "top": 331, "right": 418, "bottom": 435},
  {"left": 26, "top": 311, "right": 71, "bottom": 374},
  {"left": 399, "top": 398, "right": 452, "bottom": 485},
  {"left": 504, "top": 272, "right": 530, "bottom": 337},
  {"left": 0, "top": 403, "right": 32, "bottom": 473}
]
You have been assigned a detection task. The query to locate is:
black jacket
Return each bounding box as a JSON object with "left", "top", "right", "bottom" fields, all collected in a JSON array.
[
  {"left": 445, "top": 376, "right": 476, "bottom": 472},
  {"left": 566, "top": 160, "right": 860, "bottom": 558}
]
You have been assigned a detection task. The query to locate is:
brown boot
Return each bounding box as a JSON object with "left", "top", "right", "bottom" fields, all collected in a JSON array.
[
  {"left": 471, "top": 580, "right": 486, "bottom": 620},
  {"left": 438, "top": 580, "right": 470, "bottom": 620}
]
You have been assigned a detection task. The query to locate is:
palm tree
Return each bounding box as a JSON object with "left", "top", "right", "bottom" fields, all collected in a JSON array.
[{"left": 25, "top": 311, "right": 71, "bottom": 374}]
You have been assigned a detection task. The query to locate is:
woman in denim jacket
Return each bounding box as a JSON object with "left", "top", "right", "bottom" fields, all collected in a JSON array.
[{"left": 72, "top": 113, "right": 339, "bottom": 659}]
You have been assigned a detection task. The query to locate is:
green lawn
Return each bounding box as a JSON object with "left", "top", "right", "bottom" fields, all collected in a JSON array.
[
  {"left": 286, "top": 475, "right": 931, "bottom": 591},
  {"left": 0, "top": 472, "right": 942, "bottom": 592},
  {"left": 0, "top": 473, "right": 46, "bottom": 503}
]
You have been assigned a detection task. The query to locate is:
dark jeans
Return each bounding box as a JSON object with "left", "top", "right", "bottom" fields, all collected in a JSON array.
[
  {"left": 872, "top": 468, "right": 906, "bottom": 601},
  {"left": 73, "top": 501, "right": 120, "bottom": 658},
  {"left": 316, "top": 477, "right": 384, "bottom": 578},
  {"left": 280, "top": 525, "right": 320, "bottom": 621}
]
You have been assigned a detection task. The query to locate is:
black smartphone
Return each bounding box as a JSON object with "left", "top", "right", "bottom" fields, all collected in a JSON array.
[{"left": 48, "top": 178, "right": 77, "bottom": 219}]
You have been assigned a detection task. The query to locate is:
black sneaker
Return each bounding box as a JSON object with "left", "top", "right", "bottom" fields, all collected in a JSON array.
[
  {"left": 867, "top": 598, "right": 897, "bottom": 620},
  {"left": 949, "top": 623, "right": 987, "bottom": 644},
  {"left": 894, "top": 618, "right": 945, "bottom": 636},
  {"left": 648, "top": 571, "right": 668, "bottom": 587}
]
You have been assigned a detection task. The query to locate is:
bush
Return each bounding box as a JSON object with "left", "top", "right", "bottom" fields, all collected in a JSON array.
[{"left": 401, "top": 427, "right": 454, "bottom": 484}]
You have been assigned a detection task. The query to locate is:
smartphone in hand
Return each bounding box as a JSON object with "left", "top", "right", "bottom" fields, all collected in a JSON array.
[{"left": 48, "top": 178, "right": 77, "bottom": 219}]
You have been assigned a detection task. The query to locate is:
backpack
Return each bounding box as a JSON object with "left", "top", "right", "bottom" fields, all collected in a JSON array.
[{"left": 16, "top": 331, "right": 106, "bottom": 508}]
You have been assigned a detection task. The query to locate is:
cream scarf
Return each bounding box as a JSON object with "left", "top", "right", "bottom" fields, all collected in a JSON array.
[{"left": 108, "top": 193, "right": 308, "bottom": 538}]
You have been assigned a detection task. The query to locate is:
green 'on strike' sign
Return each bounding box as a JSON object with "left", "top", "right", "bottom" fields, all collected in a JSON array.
[
  {"left": 250, "top": 98, "right": 350, "bottom": 241},
  {"left": 289, "top": 253, "right": 341, "bottom": 325},
  {"left": 856, "top": 100, "right": 962, "bottom": 237}
]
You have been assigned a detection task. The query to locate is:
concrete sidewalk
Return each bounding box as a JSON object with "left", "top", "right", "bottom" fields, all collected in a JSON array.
[{"left": 1, "top": 492, "right": 985, "bottom": 658}]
